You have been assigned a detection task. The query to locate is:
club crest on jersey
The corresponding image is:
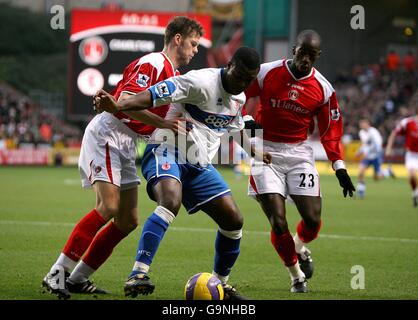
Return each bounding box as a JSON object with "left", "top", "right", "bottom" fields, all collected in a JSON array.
[
  {"left": 161, "top": 162, "right": 171, "bottom": 170},
  {"left": 136, "top": 73, "right": 150, "bottom": 87},
  {"left": 288, "top": 89, "right": 299, "bottom": 101},
  {"left": 331, "top": 109, "right": 340, "bottom": 121}
]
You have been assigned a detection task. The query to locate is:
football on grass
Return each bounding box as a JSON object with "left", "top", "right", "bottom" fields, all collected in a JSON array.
[{"left": 184, "top": 272, "right": 224, "bottom": 300}]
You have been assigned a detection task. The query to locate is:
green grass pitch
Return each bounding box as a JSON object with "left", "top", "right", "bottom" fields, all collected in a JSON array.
[{"left": 0, "top": 166, "right": 417, "bottom": 300}]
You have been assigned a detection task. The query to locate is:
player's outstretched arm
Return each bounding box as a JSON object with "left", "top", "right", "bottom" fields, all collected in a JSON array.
[
  {"left": 94, "top": 89, "right": 153, "bottom": 113},
  {"left": 125, "top": 110, "right": 188, "bottom": 135}
]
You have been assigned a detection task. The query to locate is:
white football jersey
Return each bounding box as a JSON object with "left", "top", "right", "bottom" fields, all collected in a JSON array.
[
  {"left": 359, "top": 126, "right": 383, "bottom": 159},
  {"left": 148, "top": 68, "right": 246, "bottom": 166}
]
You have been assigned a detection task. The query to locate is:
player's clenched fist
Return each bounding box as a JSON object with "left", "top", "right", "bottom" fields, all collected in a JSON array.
[{"left": 93, "top": 90, "right": 118, "bottom": 114}]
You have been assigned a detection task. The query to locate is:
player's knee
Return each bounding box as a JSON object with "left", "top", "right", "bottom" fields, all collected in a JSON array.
[
  {"left": 114, "top": 211, "right": 138, "bottom": 234},
  {"left": 154, "top": 187, "right": 182, "bottom": 215},
  {"left": 303, "top": 213, "right": 321, "bottom": 230},
  {"left": 271, "top": 224, "right": 288, "bottom": 235},
  {"left": 218, "top": 208, "right": 243, "bottom": 231},
  {"left": 270, "top": 216, "right": 288, "bottom": 234},
  {"left": 97, "top": 202, "right": 120, "bottom": 219},
  {"left": 125, "top": 215, "right": 139, "bottom": 233},
  {"left": 232, "top": 212, "right": 244, "bottom": 230},
  {"left": 158, "top": 197, "right": 181, "bottom": 215},
  {"left": 114, "top": 221, "right": 137, "bottom": 234}
]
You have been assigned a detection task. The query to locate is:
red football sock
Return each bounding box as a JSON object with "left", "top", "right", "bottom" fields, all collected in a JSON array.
[
  {"left": 270, "top": 230, "right": 298, "bottom": 267},
  {"left": 82, "top": 222, "right": 126, "bottom": 270},
  {"left": 296, "top": 219, "right": 322, "bottom": 243},
  {"left": 62, "top": 209, "right": 106, "bottom": 261}
]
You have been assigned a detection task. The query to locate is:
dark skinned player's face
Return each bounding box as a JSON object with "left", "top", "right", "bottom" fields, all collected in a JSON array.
[
  {"left": 225, "top": 61, "right": 259, "bottom": 95},
  {"left": 293, "top": 43, "right": 321, "bottom": 73}
]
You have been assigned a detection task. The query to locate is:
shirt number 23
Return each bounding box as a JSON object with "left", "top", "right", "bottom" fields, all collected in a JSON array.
[{"left": 299, "top": 173, "right": 315, "bottom": 188}]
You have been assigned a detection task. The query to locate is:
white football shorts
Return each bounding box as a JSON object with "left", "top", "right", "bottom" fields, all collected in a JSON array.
[
  {"left": 405, "top": 151, "right": 418, "bottom": 171},
  {"left": 248, "top": 139, "right": 321, "bottom": 198},
  {"left": 78, "top": 112, "right": 140, "bottom": 190}
]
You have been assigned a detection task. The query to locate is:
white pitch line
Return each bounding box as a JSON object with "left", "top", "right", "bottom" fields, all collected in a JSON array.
[
  {"left": 1, "top": 219, "right": 418, "bottom": 244},
  {"left": 0, "top": 220, "right": 75, "bottom": 227},
  {"left": 63, "top": 179, "right": 80, "bottom": 186}
]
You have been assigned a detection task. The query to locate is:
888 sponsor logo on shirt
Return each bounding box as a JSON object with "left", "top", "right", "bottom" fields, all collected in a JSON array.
[{"left": 204, "top": 114, "right": 231, "bottom": 129}]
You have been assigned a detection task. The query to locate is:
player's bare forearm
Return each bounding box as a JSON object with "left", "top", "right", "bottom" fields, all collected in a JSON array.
[
  {"left": 124, "top": 110, "right": 188, "bottom": 135},
  {"left": 94, "top": 89, "right": 153, "bottom": 113},
  {"left": 123, "top": 110, "right": 166, "bottom": 128},
  {"left": 385, "top": 131, "right": 396, "bottom": 156},
  {"left": 117, "top": 90, "right": 153, "bottom": 111},
  {"left": 116, "top": 93, "right": 164, "bottom": 127}
]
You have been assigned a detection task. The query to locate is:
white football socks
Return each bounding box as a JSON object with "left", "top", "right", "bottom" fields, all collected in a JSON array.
[
  {"left": 213, "top": 272, "right": 228, "bottom": 284},
  {"left": 68, "top": 260, "right": 95, "bottom": 283},
  {"left": 287, "top": 262, "right": 305, "bottom": 282},
  {"left": 293, "top": 233, "right": 306, "bottom": 254},
  {"left": 51, "top": 253, "right": 78, "bottom": 273},
  {"left": 132, "top": 261, "right": 150, "bottom": 275}
]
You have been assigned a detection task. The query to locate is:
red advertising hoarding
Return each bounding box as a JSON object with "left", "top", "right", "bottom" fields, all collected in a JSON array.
[{"left": 0, "top": 149, "right": 49, "bottom": 165}]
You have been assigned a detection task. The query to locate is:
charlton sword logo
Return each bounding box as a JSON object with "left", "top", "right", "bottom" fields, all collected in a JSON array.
[{"left": 288, "top": 90, "right": 299, "bottom": 101}]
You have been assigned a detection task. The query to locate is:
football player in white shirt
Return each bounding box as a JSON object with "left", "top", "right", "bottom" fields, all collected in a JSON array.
[
  {"left": 356, "top": 119, "right": 385, "bottom": 198},
  {"left": 94, "top": 47, "right": 271, "bottom": 300}
]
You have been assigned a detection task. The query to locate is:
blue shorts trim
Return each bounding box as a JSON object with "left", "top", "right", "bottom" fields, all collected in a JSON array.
[{"left": 187, "top": 189, "right": 232, "bottom": 214}]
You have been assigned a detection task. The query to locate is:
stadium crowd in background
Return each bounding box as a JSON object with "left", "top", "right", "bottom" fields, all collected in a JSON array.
[
  {"left": 0, "top": 83, "right": 81, "bottom": 150},
  {"left": 333, "top": 50, "right": 418, "bottom": 157}
]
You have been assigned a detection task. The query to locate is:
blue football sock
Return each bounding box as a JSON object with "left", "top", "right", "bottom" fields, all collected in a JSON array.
[
  {"left": 213, "top": 230, "right": 241, "bottom": 277},
  {"left": 130, "top": 212, "right": 169, "bottom": 278}
]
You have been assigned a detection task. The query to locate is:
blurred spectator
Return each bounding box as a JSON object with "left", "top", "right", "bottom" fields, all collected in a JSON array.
[
  {"left": 0, "top": 81, "right": 82, "bottom": 149},
  {"left": 0, "top": 132, "right": 6, "bottom": 150},
  {"left": 334, "top": 55, "right": 418, "bottom": 163},
  {"left": 403, "top": 51, "right": 416, "bottom": 72},
  {"left": 39, "top": 121, "right": 53, "bottom": 143},
  {"left": 386, "top": 50, "right": 400, "bottom": 71}
]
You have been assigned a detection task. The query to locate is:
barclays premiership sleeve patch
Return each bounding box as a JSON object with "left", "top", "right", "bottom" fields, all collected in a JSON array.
[
  {"left": 136, "top": 73, "right": 150, "bottom": 88},
  {"left": 148, "top": 80, "right": 177, "bottom": 101},
  {"left": 330, "top": 108, "right": 340, "bottom": 121}
]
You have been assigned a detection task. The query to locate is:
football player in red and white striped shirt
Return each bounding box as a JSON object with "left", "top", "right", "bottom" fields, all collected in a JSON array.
[
  {"left": 244, "top": 30, "right": 355, "bottom": 293},
  {"left": 42, "top": 16, "right": 203, "bottom": 299},
  {"left": 386, "top": 106, "right": 418, "bottom": 206}
]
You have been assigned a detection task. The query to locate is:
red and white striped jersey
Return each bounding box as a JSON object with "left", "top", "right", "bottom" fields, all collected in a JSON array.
[
  {"left": 395, "top": 117, "right": 418, "bottom": 152},
  {"left": 245, "top": 59, "right": 344, "bottom": 162},
  {"left": 112, "top": 52, "right": 180, "bottom": 136}
]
